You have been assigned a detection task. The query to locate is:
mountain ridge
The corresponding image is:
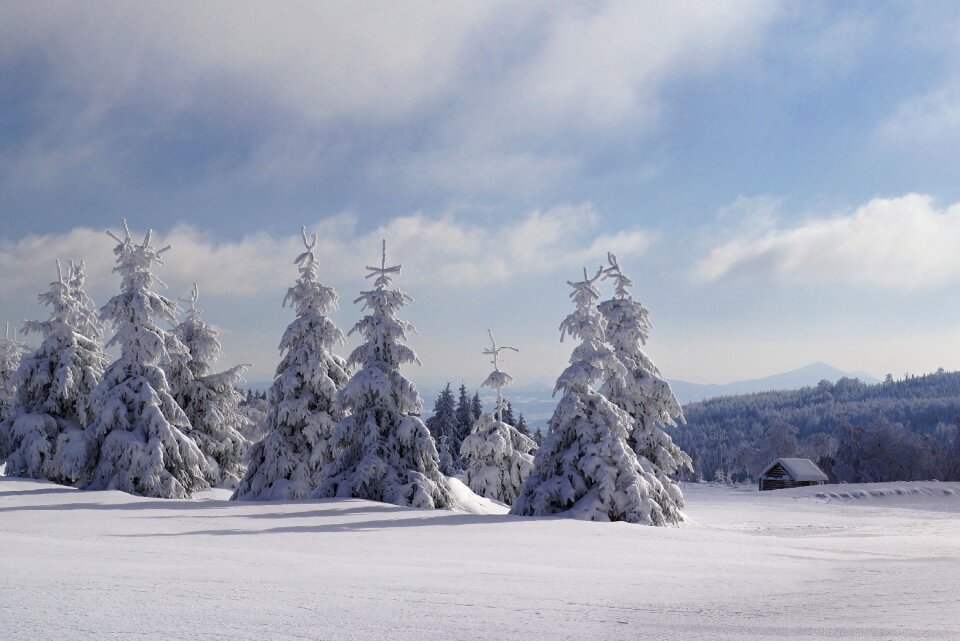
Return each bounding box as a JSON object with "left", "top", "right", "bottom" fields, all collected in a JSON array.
[{"left": 668, "top": 361, "right": 880, "bottom": 405}]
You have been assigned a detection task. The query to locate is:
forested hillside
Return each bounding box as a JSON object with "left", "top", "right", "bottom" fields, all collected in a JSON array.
[{"left": 676, "top": 371, "right": 960, "bottom": 484}]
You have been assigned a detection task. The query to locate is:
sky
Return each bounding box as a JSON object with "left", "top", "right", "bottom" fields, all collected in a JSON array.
[{"left": 4, "top": 1, "right": 960, "bottom": 390}]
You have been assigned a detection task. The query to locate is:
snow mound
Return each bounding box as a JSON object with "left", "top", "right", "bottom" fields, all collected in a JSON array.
[
  {"left": 816, "top": 484, "right": 957, "bottom": 500},
  {"left": 446, "top": 476, "right": 509, "bottom": 515},
  {"left": 774, "top": 481, "right": 960, "bottom": 512}
]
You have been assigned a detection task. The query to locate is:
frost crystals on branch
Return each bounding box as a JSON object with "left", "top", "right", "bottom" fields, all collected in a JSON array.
[
  {"left": 511, "top": 266, "right": 671, "bottom": 525},
  {"left": 81, "top": 220, "right": 212, "bottom": 498},
  {"left": 599, "top": 252, "right": 691, "bottom": 522},
  {"left": 0, "top": 262, "right": 109, "bottom": 484},
  {"left": 233, "top": 227, "right": 349, "bottom": 500},
  {"left": 168, "top": 283, "right": 252, "bottom": 489},
  {"left": 314, "top": 240, "right": 452, "bottom": 508},
  {"left": 460, "top": 331, "right": 535, "bottom": 505}
]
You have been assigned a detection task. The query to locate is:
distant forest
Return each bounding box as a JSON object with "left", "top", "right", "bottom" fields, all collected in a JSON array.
[{"left": 675, "top": 371, "right": 960, "bottom": 483}]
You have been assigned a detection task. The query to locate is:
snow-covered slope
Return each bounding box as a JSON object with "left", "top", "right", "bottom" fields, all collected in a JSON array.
[{"left": 1, "top": 478, "right": 958, "bottom": 640}]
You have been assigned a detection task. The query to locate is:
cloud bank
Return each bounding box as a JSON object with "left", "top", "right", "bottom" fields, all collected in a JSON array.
[
  {"left": 0, "top": 204, "right": 649, "bottom": 301},
  {"left": 696, "top": 194, "right": 960, "bottom": 288},
  {"left": 0, "top": 1, "right": 781, "bottom": 218}
]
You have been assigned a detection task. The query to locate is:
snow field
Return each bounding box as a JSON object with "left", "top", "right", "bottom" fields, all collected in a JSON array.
[{"left": 2, "top": 478, "right": 958, "bottom": 641}]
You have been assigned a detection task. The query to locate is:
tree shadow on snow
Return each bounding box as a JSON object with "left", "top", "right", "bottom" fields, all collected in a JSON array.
[
  {"left": 116, "top": 511, "right": 528, "bottom": 537},
  {"left": 0, "top": 486, "right": 79, "bottom": 498}
]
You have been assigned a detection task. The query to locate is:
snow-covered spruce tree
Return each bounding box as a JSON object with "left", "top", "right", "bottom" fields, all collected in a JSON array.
[
  {"left": 425, "top": 383, "right": 458, "bottom": 475},
  {"left": 598, "top": 252, "right": 691, "bottom": 520},
  {"left": 314, "top": 240, "right": 452, "bottom": 508},
  {"left": 232, "top": 228, "right": 349, "bottom": 500},
  {"left": 82, "top": 220, "right": 212, "bottom": 498},
  {"left": 0, "top": 262, "right": 108, "bottom": 483},
  {"left": 501, "top": 400, "right": 515, "bottom": 426},
  {"left": 67, "top": 260, "right": 105, "bottom": 343},
  {"left": 460, "top": 331, "right": 535, "bottom": 504},
  {"left": 511, "top": 267, "right": 671, "bottom": 525},
  {"left": 0, "top": 322, "right": 29, "bottom": 424},
  {"left": 168, "top": 284, "right": 251, "bottom": 488}
]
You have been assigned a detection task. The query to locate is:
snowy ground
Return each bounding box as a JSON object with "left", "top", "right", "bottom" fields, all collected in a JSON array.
[{"left": 1, "top": 478, "right": 958, "bottom": 641}]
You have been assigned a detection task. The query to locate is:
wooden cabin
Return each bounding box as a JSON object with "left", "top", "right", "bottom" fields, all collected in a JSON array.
[{"left": 758, "top": 457, "right": 828, "bottom": 491}]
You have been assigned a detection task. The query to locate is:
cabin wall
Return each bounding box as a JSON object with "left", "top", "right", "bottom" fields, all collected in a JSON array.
[{"left": 759, "top": 479, "right": 826, "bottom": 491}]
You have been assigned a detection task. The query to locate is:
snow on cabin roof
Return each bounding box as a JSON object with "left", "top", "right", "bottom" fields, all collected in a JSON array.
[{"left": 762, "top": 458, "right": 829, "bottom": 482}]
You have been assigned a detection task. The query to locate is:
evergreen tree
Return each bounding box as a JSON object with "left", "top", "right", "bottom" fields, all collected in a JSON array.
[
  {"left": 169, "top": 284, "right": 251, "bottom": 488},
  {"left": 426, "top": 384, "right": 456, "bottom": 440},
  {"left": 598, "top": 253, "right": 691, "bottom": 521},
  {"left": 82, "top": 220, "right": 212, "bottom": 497},
  {"left": 500, "top": 400, "right": 515, "bottom": 426},
  {"left": 66, "top": 260, "right": 105, "bottom": 343},
  {"left": 515, "top": 413, "right": 530, "bottom": 437},
  {"left": 0, "top": 322, "right": 29, "bottom": 424},
  {"left": 461, "top": 331, "right": 535, "bottom": 504},
  {"left": 0, "top": 262, "right": 108, "bottom": 483},
  {"left": 315, "top": 240, "right": 451, "bottom": 508},
  {"left": 454, "top": 384, "right": 472, "bottom": 439},
  {"left": 471, "top": 391, "right": 483, "bottom": 421},
  {"left": 512, "top": 267, "right": 671, "bottom": 525},
  {"left": 233, "top": 228, "right": 348, "bottom": 500},
  {"left": 532, "top": 428, "right": 544, "bottom": 447},
  {"left": 425, "top": 383, "right": 458, "bottom": 475}
]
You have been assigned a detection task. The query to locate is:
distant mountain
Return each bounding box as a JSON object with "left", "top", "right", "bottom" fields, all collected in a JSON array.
[
  {"left": 668, "top": 362, "right": 879, "bottom": 405},
  {"left": 249, "top": 362, "right": 880, "bottom": 428}
]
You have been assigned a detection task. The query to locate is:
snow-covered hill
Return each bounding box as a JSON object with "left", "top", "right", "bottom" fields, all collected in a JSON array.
[{"left": 1, "top": 477, "right": 958, "bottom": 640}]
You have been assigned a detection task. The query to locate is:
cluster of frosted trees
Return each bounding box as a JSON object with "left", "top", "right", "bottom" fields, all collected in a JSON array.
[
  {"left": 425, "top": 382, "right": 531, "bottom": 477},
  {"left": 511, "top": 254, "right": 690, "bottom": 525},
  {"left": 0, "top": 222, "right": 250, "bottom": 497},
  {"left": 1, "top": 223, "right": 691, "bottom": 525}
]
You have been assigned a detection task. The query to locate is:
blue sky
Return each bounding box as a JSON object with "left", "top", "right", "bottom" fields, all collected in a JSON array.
[{"left": 4, "top": 2, "right": 960, "bottom": 389}]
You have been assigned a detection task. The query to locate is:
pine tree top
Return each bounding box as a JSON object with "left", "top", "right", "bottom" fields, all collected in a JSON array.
[
  {"left": 284, "top": 226, "right": 340, "bottom": 318},
  {"left": 347, "top": 240, "right": 418, "bottom": 371},
  {"left": 554, "top": 266, "right": 625, "bottom": 395},
  {"left": 0, "top": 322, "right": 29, "bottom": 366},
  {"left": 106, "top": 218, "right": 173, "bottom": 296}
]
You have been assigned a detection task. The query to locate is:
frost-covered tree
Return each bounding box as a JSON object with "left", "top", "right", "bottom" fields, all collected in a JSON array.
[
  {"left": 426, "top": 383, "right": 458, "bottom": 475},
  {"left": 0, "top": 262, "right": 108, "bottom": 483},
  {"left": 501, "top": 400, "right": 515, "bottom": 426},
  {"left": 81, "top": 220, "right": 212, "bottom": 497},
  {"left": 314, "top": 240, "right": 451, "bottom": 508},
  {"left": 0, "top": 323, "right": 29, "bottom": 424},
  {"left": 169, "top": 284, "right": 251, "bottom": 488},
  {"left": 67, "top": 260, "right": 105, "bottom": 343},
  {"left": 598, "top": 253, "right": 691, "bottom": 520},
  {"left": 233, "top": 228, "right": 348, "bottom": 500},
  {"left": 461, "top": 331, "right": 535, "bottom": 504},
  {"left": 511, "top": 267, "right": 675, "bottom": 525}
]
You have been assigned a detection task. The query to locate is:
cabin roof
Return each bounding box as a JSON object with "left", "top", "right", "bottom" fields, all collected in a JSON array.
[{"left": 761, "top": 457, "right": 829, "bottom": 482}]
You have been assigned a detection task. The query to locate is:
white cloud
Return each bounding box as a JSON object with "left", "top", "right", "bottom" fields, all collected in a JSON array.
[
  {"left": 491, "top": 1, "right": 780, "bottom": 135},
  {"left": 695, "top": 194, "right": 960, "bottom": 288},
  {"left": 0, "top": 1, "right": 782, "bottom": 196},
  {"left": 877, "top": 81, "right": 960, "bottom": 146},
  {"left": 0, "top": 205, "right": 649, "bottom": 302}
]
